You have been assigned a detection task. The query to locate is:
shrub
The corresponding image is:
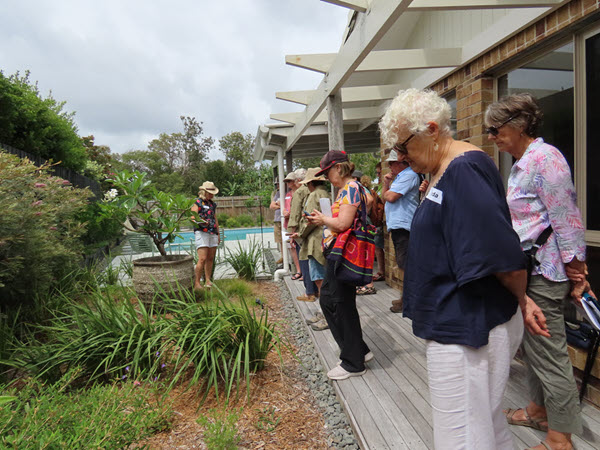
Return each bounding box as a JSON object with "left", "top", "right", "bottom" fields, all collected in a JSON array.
[
  {"left": 223, "top": 240, "right": 262, "bottom": 281},
  {"left": 225, "top": 217, "right": 240, "bottom": 229},
  {"left": 217, "top": 213, "right": 230, "bottom": 224},
  {"left": 0, "top": 372, "right": 171, "bottom": 448},
  {"left": 0, "top": 152, "right": 90, "bottom": 309},
  {"left": 10, "top": 287, "right": 166, "bottom": 383},
  {"left": 236, "top": 214, "right": 254, "bottom": 228},
  {"left": 163, "top": 294, "right": 279, "bottom": 402},
  {"left": 78, "top": 201, "right": 124, "bottom": 254}
]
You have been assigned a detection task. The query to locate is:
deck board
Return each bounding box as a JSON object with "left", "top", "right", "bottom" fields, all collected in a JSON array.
[{"left": 283, "top": 277, "right": 600, "bottom": 449}]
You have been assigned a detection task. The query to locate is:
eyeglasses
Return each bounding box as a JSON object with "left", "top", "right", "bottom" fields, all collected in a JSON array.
[
  {"left": 393, "top": 134, "right": 414, "bottom": 155},
  {"left": 485, "top": 115, "right": 518, "bottom": 137}
]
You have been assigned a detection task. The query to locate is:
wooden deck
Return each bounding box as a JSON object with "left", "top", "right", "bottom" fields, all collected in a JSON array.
[{"left": 283, "top": 277, "right": 600, "bottom": 450}]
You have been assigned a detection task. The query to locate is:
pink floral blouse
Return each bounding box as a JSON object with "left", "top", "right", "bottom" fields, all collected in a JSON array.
[{"left": 507, "top": 138, "right": 586, "bottom": 282}]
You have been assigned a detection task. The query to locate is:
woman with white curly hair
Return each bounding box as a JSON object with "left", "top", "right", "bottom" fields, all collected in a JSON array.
[{"left": 379, "top": 88, "right": 549, "bottom": 449}]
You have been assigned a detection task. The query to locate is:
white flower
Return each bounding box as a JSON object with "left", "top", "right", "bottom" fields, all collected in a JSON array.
[{"left": 104, "top": 189, "right": 119, "bottom": 202}]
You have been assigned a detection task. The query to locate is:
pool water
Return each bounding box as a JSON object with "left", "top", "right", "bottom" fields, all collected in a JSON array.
[{"left": 171, "top": 227, "right": 274, "bottom": 245}]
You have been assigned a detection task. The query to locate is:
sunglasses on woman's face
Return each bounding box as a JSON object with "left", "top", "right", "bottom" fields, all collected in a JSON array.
[
  {"left": 393, "top": 134, "right": 414, "bottom": 155},
  {"left": 485, "top": 115, "right": 518, "bottom": 137}
]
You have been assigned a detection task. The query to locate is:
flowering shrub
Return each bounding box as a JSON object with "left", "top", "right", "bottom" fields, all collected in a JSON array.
[
  {"left": 0, "top": 151, "right": 90, "bottom": 307},
  {"left": 100, "top": 170, "right": 194, "bottom": 257}
]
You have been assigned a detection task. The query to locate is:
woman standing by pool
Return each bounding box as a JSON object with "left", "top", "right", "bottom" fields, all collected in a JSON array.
[{"left": 191, "top": 181, "right": 220, "bottom": 290}]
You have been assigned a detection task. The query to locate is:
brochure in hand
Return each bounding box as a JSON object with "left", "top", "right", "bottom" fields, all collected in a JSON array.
[{"left": 574, "top": 292, "right": 600, "bottom": 331}]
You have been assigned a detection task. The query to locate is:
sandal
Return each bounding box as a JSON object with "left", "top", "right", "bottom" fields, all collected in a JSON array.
[
  {"left": 505, "top": 408, "right": 548, "bottom": 432},
  {"left": 291, "top": 272, "right": 302, "bottom": 281},
  {"left": 372, "top": 273, "right": 385, "bottom": 282},
  {"left": 357, "top": 286, "right": 377, "bottom": 295}
]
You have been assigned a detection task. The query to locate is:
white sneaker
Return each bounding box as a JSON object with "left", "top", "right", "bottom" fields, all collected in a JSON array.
[
  {"left": 337, "top": 351, "right": 374, "bottom": 366},
  {"left": 327, "top": 365, "right": 366, "bottom": 380}
]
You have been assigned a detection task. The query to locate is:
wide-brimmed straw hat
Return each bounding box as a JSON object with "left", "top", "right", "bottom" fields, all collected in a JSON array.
[
  {"left": 300, "top": 167, "right": 327, "bottom": 184},
  {"left": 283, "top": 171, "right": 297, "bottom": 182},
  {"left": 199, "top": 181, "right": 219, "bottom": 194},
  {"left": 385, "top": 149, "right": 400, "bottom": 162}
]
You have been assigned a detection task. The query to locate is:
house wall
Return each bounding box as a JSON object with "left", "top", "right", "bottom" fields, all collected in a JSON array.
[{"left": 383, "top": 0, "right": 600, "bottom": 405}]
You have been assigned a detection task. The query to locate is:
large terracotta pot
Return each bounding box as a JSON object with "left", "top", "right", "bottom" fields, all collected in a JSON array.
[{"left": 132, "top": 255, "right": 194, "bottom": 302}]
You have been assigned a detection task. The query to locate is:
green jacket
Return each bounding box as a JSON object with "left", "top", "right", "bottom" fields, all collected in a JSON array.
[
  {"left": 287, "top": 184, "right": 309, "bottom": 236},
  {"left": 299, "top": 185, "right": 329, "bottom": 265}
]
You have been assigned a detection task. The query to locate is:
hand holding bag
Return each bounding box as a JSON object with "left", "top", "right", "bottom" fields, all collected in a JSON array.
[{"left": 326, "top": 185, "right": 376, "bottom": 286}]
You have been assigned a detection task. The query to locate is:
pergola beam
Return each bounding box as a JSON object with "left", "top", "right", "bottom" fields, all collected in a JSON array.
[
  {"left": 287, "top": 47, "right": 462, "bottom": 74},
  {"left": 277, "top": 83, "right": 404, "bottom": 106},
  {"left": 321, "top": 0, "right": 369, "bottom": 13},
  {"left": 285, "top": 0, "right": 414, "bottom": 150},
  {"left": 271, "top": 106, "right": 382, "bottom": 124}
]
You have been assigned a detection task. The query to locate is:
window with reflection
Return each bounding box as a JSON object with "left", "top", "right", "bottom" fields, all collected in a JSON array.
[
  {"left": 497, "top": 42, "right": 574, "bottom": 180},
  {"left": 585, "top": 32, "right": 600, "bottom": 231}
]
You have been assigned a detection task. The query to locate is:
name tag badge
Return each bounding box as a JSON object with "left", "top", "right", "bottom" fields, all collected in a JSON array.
[
  {"left": 202, "top": 205, "right": 209, "bottom": 210},
  {"left": 426, "top": 187, "right": 443, "bottom": 205}
]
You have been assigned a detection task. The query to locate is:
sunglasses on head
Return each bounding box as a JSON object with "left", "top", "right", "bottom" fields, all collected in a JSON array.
[
  {"left": 393, "top": 134, "right": 414, "bottom": 155},
  {"left": 485, "top": 114, "right": 518, "bottom": 137}
]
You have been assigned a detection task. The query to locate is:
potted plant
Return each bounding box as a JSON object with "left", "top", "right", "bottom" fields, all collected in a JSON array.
[{"left": 100, "top": 170, "right": 195, "bottom": 301}]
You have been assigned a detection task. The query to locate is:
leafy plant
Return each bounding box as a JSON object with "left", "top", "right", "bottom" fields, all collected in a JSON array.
[
  {"left": 0, "top": 371, "right": 171, "bottom": 448},
  {"left": 10, "top": 286, "right": 166, "bottom": 383},
  {"left": 99, "top": 170, "right": 194, "bottom": 257},
  {"left": 223, "top": 240, "right": 262, "bottom": 280},
  {"left": 225, "top": 217, "right": 240, "bottom": 228},
  {"left": 217, "top": 212, "right": 230, "bottom": 224},
  {"left": 197, "top": 408, "right": 241, "bottom": 450},
  {"left": 237, "top": 214, "right": 254, "bottom": 228},
  {"left": 163, "top": 290, "right": 279, "bottom": 402},
  {"left": 256, "top": 406, "right": 281, "bottom": 432},
  {"left": 0, "top": 152, "right": 90, "bottom": 309}
]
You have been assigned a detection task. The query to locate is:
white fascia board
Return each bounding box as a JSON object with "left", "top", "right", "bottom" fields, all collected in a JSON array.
[
  {"left": 276, "top": 84, "right": 403, "bottom": 106},
  {"left": 407, "top": 0, "right": 564, "bottom": 11},
  {"left": 321, "top": 0, "right": 369, "bottom": 13},
  {"left": 285, "top": 0, "right": 414, "bottom": 150},
  {"left": 287, "top": 48, "right": 461, "bottom": 74}
]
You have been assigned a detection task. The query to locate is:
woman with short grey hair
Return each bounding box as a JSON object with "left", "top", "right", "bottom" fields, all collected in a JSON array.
[
  {"left": 486, "top": 93, "right": 594, "bottom": 450},
  {"left": 380, "top": 88, "right": 548, "bottom": 450}
]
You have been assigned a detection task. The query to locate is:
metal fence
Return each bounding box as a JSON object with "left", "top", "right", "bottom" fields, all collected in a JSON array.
[{"left": 1, "top": 142, "right": 102, "bottom": 198}]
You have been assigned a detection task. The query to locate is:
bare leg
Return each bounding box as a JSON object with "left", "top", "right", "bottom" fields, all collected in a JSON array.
[
  {"left": 195, "top": 247, "right": 208, "bottom": 289},
  {"left": 290, "top": 245, "right": 301, "bottom": 275},
  {"left": 508, "top": 403, "right": 573, "bottom": 450},
  {"left": 314, "top": 279, "right": 322, "bottom": 297},
  {"left": 375, "top": 247, "right": 385, "bottom": 277},
  {"left": 204, "top": 247, "right": 218, "bottom": 286}
]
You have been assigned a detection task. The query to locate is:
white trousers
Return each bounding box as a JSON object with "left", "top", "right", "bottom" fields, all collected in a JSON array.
[{"left": 426, "top": 311, "right": 523, "bottom": 450}]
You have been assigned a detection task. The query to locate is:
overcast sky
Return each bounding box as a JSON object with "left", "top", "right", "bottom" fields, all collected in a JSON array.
[{"left": 0, "top": 1, "right": 348, "bottom": 159}]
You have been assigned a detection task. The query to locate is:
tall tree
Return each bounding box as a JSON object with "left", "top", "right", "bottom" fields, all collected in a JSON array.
[
  {"left": 218, "top": 131, "right": 255, "bottom": 177},
  {"left": 0, "top": 71, "right": 87, "bottom": 171}
]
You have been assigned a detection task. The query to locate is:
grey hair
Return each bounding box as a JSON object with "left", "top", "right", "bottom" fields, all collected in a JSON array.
[
  {"left": 294, "top": 168, "right": 307, "bottom": 181},
  {"left": 379, "top": 88, "right": 452, "bottom": 149},
  {"left": 484, "top": 93, "right": 543, "bottom": 138}
]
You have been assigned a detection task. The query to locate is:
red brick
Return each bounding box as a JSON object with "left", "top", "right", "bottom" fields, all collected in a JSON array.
[{"left": 536, "top": 21, "right": 546, "bottom": 38}]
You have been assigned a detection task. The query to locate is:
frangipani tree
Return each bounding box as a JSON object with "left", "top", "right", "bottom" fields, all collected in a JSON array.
[{"left": 101, "top": 170, "right": 194, "bottom": 258}]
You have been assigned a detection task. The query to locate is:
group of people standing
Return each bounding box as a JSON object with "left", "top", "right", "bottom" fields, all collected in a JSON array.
[
  {"left": 285, "top": 89, "right": 594, "bottom": 450},
  {"left": 192, "top": 88, "right": 594, "bottom": 450}
]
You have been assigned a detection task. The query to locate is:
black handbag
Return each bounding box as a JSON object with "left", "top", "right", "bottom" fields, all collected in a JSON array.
[{"left": 524, "top": 225, "right": 553, "bottom": 284}]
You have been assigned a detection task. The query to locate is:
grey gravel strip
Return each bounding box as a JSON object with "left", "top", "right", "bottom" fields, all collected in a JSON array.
[{"left": 276, "top": 280, "right": 359, "bottom": 449}]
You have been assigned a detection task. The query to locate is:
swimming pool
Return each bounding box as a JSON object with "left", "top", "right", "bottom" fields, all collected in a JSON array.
[{"left": 170, "top": 227, "right": 274, "bottom": 245}]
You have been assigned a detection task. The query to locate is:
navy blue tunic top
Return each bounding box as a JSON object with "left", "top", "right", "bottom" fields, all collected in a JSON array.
[{"left": 403, "top": 151, "right": 526, "bottom": 348}]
